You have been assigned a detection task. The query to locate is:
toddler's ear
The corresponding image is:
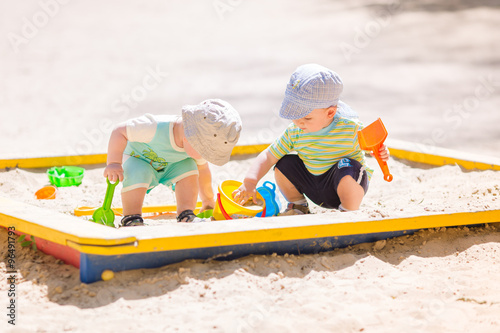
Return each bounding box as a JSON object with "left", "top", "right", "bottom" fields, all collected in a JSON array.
[{"left": 327, "top": 106, "right": 337, "bottom": 118}]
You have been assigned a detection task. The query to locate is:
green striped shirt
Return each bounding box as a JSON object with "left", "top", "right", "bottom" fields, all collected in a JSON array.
[{"left": 268, "top": 116, "right": 373, "bottom": 179}]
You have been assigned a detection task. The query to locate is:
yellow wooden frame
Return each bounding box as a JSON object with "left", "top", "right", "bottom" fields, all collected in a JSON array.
[{"left": 1, "top": 140, "right": 499, "bottom": 258}]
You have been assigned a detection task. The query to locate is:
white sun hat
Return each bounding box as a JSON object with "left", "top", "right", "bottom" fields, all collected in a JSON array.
[{"left": 182, "top": 99, "right": 242, "bottom": 166}]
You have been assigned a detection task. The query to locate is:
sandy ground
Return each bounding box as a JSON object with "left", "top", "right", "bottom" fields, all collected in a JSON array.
[
  {"left": 0, "top": 157, "right": 500, "bottom": 333},
  {"left": 1, "top": 0, "right": 500, "bottom": 332}
]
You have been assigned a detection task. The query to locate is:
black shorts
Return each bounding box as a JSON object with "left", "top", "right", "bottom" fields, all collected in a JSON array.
[{"left": 274, "top": 155, "right": 369, "bottom": 209}]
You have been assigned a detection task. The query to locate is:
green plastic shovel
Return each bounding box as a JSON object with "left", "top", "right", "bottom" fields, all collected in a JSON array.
[{"left": 92, "top": 179, "right": 119, "bottom": 227}]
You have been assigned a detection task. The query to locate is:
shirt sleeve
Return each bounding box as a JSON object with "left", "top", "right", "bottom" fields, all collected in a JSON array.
[
  {"left": 267, "top": 124, "right": 295, "bottom": 160},
  {"left": 352, "top": 120, "right": 363, "bottom": 150},
  {"left": 194, "top": 158, "right": 207, "bottom": 165},
  {"left": 125, "top": 114, "right": 157, "bottom": 143}
]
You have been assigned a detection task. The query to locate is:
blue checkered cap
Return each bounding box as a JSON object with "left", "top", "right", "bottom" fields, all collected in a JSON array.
[
  {"left": 279, "top": 64, "right": 345, "bottom": 120},
  {"left": 336, "top": 100, "right": 358, "bottom": 120}
]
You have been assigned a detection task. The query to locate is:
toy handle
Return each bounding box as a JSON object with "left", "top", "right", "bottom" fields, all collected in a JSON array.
[
  {"left": 380, "top": 164, "right": 393, "bottom": 182},
  {"left": 217, "top": 193, "right": 232, "bottom": 220},
  {"left": 263, "top": 181, "right": 276, "bottom": 191},
  {"left": 372, "top": 145, "right": 393, "bottom": 182},
  {"left": 103, "top": 178, "right": 119, "bottom": 210}
]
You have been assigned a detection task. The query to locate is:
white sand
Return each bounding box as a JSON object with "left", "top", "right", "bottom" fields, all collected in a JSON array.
[
  {"left": 1, "top": 151, "right": 500, "bottom": 333},
  {"left": 1, "top": 0, "right": 500, "bottom": 332}
]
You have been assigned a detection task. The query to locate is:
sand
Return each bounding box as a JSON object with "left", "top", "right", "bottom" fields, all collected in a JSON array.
[{"left": 1, "top": 0, "right": 500, "bottom": 332}]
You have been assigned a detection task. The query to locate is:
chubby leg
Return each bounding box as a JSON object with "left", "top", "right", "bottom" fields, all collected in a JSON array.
[
  {"left": 274, "top": 167, "right": 305, "bottom": 203},
  {"left": 174, "top": 174, "right": 199, "bottom": 215},
  {"left": 121, "top": 187, "right": 148, "bottom": 226},
  {"left": 122, "top": 187, "right": 148, "bottom": 216},
  {"left": 120, "top": 156, "right": 154, "bottom": 224},
  {"left": 337, "top": 175, "right": 365, "bottom": 211},
  {"left": 274, "top": 167, "right": 310, "bottom": 215}
]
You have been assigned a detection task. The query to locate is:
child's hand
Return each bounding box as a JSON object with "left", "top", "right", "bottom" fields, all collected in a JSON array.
[
  {"left": 103, "top": 163, "right": 124, "bottom": 182},
  {"left": 232, "top": 180, "right": 258, "bottom": 206},
  {"left": 370, "top": 145, "right": 390, "bottom": 161},
  {"left": 378, "top": 145, "right": 390, "bottom": 161}
]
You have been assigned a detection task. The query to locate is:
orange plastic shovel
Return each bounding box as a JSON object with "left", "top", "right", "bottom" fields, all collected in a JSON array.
[{"left": 358, "top": 118, "right": 393, "bottom": 182}]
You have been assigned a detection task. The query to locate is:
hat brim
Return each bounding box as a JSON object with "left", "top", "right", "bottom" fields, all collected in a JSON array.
[
  {"left": 181, "top": 101, "right": 241, "bottom": 166},
  {"left": 279, "top": 99, "right": 357, "bottom": 120},
  {"left": 279, "top": 98, "right": 313, "bottom": 120},
  {"left": 182, "top": 107, "right": 231, "bottom": 166}
]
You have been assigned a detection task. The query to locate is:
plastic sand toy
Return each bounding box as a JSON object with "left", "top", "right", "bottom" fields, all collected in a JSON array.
[
  {"left": 358, "top": 118, "right": 393, "bottom": 182},
  {"left": 256, "top": 181, "right": 281, "bottom": 217},
  {"left": 47, "top": 166, "right": 85, "bottom": 187},
  {"left": 196, "top": 209, "right": 213, "bottom": 219},
  {"left": 91, "top": 179, "right": 118, "bottom": 227},
  {"left": 212, "top": 180, "right": 265, "bottom": 220},
  {"left": 34, "top": 185, "right": 57, "bottom": 200}
]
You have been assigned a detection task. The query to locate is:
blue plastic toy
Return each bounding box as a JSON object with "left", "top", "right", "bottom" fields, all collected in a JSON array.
[{"left": 256, "top": 181, "right": 282, "bottom": 217}]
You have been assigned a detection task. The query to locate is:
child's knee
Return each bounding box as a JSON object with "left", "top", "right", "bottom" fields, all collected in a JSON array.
[
  {"left": 174, "top": 174, "right": 199, "bottom": 195},
  {"left": 337, "top": 175, "right": 365, "bottom": 210},
  {"left": 338, "top": 175, "right": 364, "bottom": 192}
]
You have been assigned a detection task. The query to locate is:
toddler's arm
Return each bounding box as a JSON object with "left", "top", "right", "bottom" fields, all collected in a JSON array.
[
  {"left": 233, "top": 150, "right": 279, "bottom": 205},
  {"left": 103, "top": 123, "right": 128, "bottom": 182},
  {"left": 197, "top": 162, "right": 215, "bottom": 211}
]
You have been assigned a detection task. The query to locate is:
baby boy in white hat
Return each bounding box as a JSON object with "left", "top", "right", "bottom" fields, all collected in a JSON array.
[{"left": 104, "top": 99, "right": 242, "bottom": 226}]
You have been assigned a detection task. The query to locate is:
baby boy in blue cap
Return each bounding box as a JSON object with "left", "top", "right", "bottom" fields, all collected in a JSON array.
[{"left": 233, "top": 64, "right": 389, "bottom": 214}]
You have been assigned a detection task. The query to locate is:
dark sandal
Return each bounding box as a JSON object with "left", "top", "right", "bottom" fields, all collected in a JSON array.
[
  {"left": 177, "top": 209, "right": 202, "bottom": 223},
  {"left": 121, "top": 214, "right": 144, "bottom": 227},
  {"left": 281, "top": 203, "right": 311, "bottom": 216}
]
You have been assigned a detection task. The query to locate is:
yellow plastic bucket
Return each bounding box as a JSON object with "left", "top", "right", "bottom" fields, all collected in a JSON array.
[{"left": 213, "top": 180, "right": 265, "bottom": 220}]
